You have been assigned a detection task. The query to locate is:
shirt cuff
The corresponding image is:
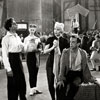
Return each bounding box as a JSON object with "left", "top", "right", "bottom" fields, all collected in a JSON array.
[{"left": 6, "top": 67, "right": 12, "bottom": 72}]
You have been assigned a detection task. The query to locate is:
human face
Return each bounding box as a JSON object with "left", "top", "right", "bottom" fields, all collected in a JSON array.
[
  {"left": 11, "top": 19, "right": 17, "bottom": 31},
  {"left": 70, "top": 37, "right": 78, "bottom": 49},
  {"left": 54, "top": 27, "right": 62, "bottom": 38},
  {"left": 29, "top": 25, "right": 37, "bottom": 34}
]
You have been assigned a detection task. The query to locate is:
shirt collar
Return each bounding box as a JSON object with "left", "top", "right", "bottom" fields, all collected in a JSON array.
[{"left": 7, "top": 31, "right": 17, "bottom": 37}]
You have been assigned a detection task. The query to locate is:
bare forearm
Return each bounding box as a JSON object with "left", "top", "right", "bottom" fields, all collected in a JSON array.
[{"left": 44, "top": 46, "right": 55, "bottom": 54}]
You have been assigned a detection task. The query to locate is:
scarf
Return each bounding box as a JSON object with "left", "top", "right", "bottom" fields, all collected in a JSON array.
[{"left": 53, "top": 40, "right": 61, "bottom": 82}]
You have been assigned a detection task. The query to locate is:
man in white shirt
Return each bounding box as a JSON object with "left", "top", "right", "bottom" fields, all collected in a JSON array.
[{"left": 2, "top": 18, "right": 27, "bottom": 100}]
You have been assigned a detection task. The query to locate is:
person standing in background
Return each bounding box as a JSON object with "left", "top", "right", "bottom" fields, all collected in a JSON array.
[
  {"left": 71, "top": 18, "right": 79, "bottom": 34},
  {"left": 2, "top": 18, "right": 27, "bottom": 100},
  {"left": 81, "top": 32, "right": 88, "bottom": 51},
  {"left": 24, "top": 24, "right": 42, "bottom": 96}
]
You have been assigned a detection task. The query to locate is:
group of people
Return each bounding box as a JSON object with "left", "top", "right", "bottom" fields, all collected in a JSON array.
[
  {"left": 1, "top": 17, "right": 100, "bottom": 100},
  {"left": 81, "top": 30, "right": 100, "bottom": 71}
]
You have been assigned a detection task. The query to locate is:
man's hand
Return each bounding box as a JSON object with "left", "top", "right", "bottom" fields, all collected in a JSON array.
[
  {"left": 18, "top": 43, "right": 24, "bottom": 52},
  {"left": 94, "top": 80, "right": 100, "bottom": 87},
  {"left": 7, "top": 70, "right": 13, "bottom": 77},
  {"left": 57, "top": 81, "right": 64, "bottom": 89}
]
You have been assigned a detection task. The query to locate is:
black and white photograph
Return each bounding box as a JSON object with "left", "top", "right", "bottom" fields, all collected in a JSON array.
[{"left": 0, "top": 0, "right": 100, "bottom": 100}]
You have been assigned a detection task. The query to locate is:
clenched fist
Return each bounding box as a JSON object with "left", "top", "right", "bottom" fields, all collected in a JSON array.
[{"left": 53, "top": 40, "right": 59, "bottom": 48}]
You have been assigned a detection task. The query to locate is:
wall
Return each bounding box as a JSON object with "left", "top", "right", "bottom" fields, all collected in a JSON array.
[
  {"left": 0, "top": 0, "right": 3, "bottom": 27},
  {"left": 61, "top": 0, "right": 100, "bottom": 32},
  {"left": 53, "top": 0, "right": 61, "bottom": 22},
  {"left": 41, "top": 0, "right": 53, "bottom": 34},
  {"left": 61, "top": 0, "right": 76, "bottom": 32},
  {"left": 6, "top": 0, "right": 56, "bottom": 33},
  {"left": 7, "top": 0, "right": 42, "bottom": 31},
  {"left": 88, "top": 0, "right": 100, "bottom": 29}
]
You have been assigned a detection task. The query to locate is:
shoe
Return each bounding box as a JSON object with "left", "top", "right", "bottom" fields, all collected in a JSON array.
[
  {"left": 90, "top": 68, "right": 96, "bottom": 71},
  {"left": 35, "top": 90, "right": 42, "bottom": 94},
  {"left": 29, "top": 88, "right": 42, "bottom": 96},
  {"left": 98, "top": 66, "right": 100, "bottom": 71},
  {"left": 29, "top": 89, "right": 33, "bottom": 96},
  {"left": 29, "top": 88, "right": 36, "bottom": 96}
]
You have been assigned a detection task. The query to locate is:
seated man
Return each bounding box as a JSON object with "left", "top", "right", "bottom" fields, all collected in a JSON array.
[{"left": 56, "top": 34, "right": 100, "bottom": 100}]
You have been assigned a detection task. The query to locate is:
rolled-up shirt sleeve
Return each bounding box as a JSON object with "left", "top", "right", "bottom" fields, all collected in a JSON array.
[
  {"left": 24, "top": 38, "right": 28, "bottom": 52},
  {"left": 2, "top": 38, "right": 11, "bottom": 72}
]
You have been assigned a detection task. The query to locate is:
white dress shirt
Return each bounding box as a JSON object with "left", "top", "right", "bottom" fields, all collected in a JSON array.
[{"left": 2, "top": 31, "right": 24, "bottom": 72}]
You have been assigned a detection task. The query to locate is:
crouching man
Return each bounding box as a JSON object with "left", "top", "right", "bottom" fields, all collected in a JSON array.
[{"left": 56, "top": 34, "right": 100, "bottom": 100}]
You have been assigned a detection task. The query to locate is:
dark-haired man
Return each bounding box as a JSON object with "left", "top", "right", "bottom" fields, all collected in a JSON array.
[
  {"left": 2, "top": 18, "right": 27, "bottom": 100},
  {"left": 56, "top": 34, "right": 100, "bottom": 100}
]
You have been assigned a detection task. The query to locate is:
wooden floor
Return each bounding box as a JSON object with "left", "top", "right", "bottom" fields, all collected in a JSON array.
[
  {"left": 0, "top": 54, "right": 100, "bottom": 100},
  {"left": 24, "top": 54, "right": 51, "bottom": 100}
]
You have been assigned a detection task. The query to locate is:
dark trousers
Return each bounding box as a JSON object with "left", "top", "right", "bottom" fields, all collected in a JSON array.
[
  {"left": 8, "top": 53, "right": 26, "bottom": 100},
  {"left": 56, "top": 71, "right": 82, "bottom": 100},
  {"left": 26, "top": 52, "right": 39, "bottom": 88},
  {"left": 73, "top": 28, "right": 78, "bottom": 34},
  {"left": 46, "top": 66, "right": 55, "bottom": 100}
]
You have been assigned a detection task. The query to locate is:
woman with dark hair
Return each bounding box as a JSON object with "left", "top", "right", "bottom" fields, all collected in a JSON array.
[
  {"left": 81, "top": 32, "right": 89, "bottom": 52},
  {"left": 2, "top": 18, "right": 27, "bottom": 100}
]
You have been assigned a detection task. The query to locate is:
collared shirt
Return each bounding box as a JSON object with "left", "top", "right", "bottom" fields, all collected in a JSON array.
[
  {"left": 59, "top": 48, "right": 95, "bottom": 83},
  {"left": 2, "top": 31, "right": 24, "bottom": 72}
]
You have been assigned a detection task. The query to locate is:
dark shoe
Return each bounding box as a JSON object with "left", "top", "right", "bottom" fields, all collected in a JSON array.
[
  {"left": 35, "top": 90, "right": 42, "bottom": 94},
  {"left": 98, "top": 66, "right": 100, "bottom": 71},
  {"left": 90, "top": 68, "right": 96, "bottom": 71},
  {"left": 29, "top": 89, "right": 42, "bottom": 96}
]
